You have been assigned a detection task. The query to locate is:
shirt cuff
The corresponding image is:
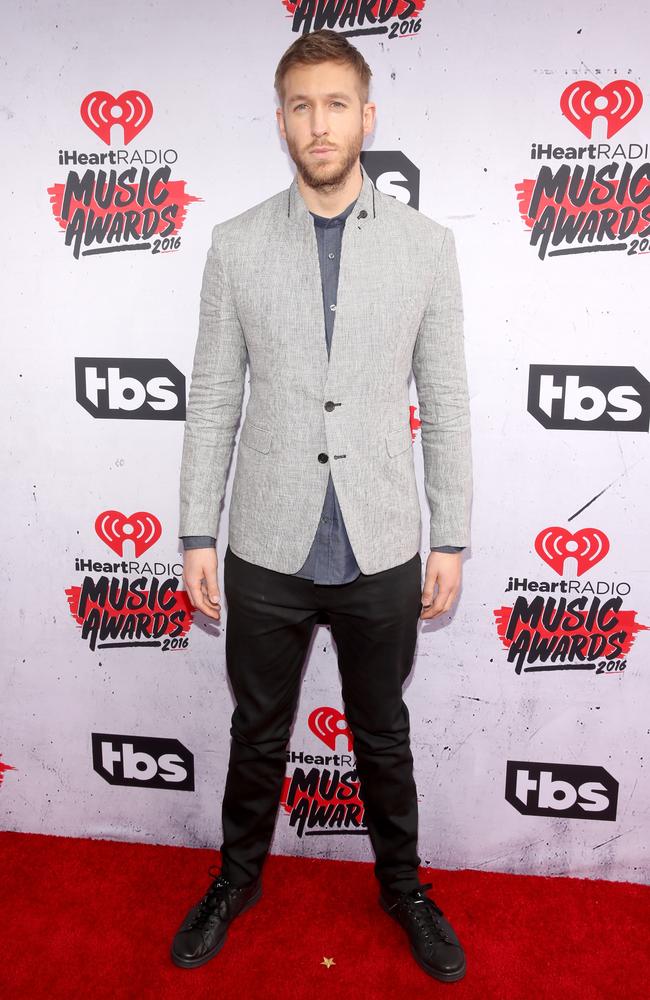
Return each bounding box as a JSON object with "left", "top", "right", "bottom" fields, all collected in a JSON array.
[{"left": 181, "top": 536, "right": 216, "bottom": 550}]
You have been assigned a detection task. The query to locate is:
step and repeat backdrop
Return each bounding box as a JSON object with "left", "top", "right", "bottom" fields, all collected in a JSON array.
[{"left": 3, "top": 1, "right": 649, "bottom": 884}]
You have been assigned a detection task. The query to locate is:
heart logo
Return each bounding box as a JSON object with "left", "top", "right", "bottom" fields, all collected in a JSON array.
[
  {"left": 534, "top": 526, "right": 610, "bottom": 577},
  {"left": 95, "top": 510, "right": 162, "bottom": 558},
  {"left": 308, "top": 706, "right": 353, "bottom": 752},
  {"left": 560, "top": 80, "right": 643, "bottom": 139},
  {"left": 80, "top": 90, "right": 154, "bottom": 146}
]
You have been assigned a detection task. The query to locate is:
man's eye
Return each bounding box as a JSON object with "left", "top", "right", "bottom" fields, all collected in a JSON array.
[{"left": 293, "top": 102, "right": 345, "bottom": 110}]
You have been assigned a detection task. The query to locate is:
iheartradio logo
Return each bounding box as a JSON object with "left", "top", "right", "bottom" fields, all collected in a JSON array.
[
  {"left": 560, "top": 80, "right": 643, "bottom": 139},
  {"left": 534, "top": 527, "right": 610, "bottom": 577},
  {"left": 95, "top": 510, "right": 162, "bottom": 558},
  {"left": 80, "top": 90, "right": 153, "bottom": 145},
  {"left": 308, "top": 706, "right": 353, "bottom": 752}
]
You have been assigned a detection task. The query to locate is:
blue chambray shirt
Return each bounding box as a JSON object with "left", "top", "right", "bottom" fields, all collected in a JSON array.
[
  {"left": 181, "top": 192, "right": 464, "bottom": 576},
  {"left": 292, "top": 196, "right": 361, "bottom": 584}
]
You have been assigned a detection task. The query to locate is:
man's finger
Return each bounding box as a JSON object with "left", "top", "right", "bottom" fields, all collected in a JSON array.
[
  {"left": 187, "top": 577, "right": 221, "bottom": 620},
  {"left": 421, "top": 586, "right": 458, "bottom": 619},
  {"left": 202, "top": 571, "right": 220, "bottom": 605},
  {"left": 430, "top": 590, "right": 451, "bottom": 615}
]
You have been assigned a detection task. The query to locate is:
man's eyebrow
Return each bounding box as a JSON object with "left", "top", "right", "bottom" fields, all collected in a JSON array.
[{"left": 287, "top": 92, "right": 352, "bottom": 102}]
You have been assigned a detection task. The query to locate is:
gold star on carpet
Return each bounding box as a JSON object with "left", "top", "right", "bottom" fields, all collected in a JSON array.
[{"left": 321, "top": 957, "right": 336, "bottom": 968}]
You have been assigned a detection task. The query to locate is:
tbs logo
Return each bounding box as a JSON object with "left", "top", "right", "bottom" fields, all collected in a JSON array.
[
  {"left": 505, "top": 760, "right": 618, "bottom": 821},
  {"left": 360, "top": 150, "right": 420, "bottom": 208},
  {"left": 527, "top": 365, "right": 649, "bottom": 432},
  {"left": 92, "top": 733, "right": 194, "bottom": 790},
  {"left": 75, "top": 358, "right": 186, "bottom": 420}
]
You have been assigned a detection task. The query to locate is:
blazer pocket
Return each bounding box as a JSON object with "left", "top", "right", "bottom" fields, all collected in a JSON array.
[
  {"left": 385, "top": 425, "right": 412, "bottom": 457},
  {"left": 240, "top": 421, "right": 272, "bottom": 454}
]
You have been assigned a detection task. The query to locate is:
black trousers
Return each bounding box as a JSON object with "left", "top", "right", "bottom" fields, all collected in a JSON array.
[{"left": 218, "top": 542, "right": 424, "bottom": 894}]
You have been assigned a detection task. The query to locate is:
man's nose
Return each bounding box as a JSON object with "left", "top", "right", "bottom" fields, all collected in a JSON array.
[{"left": 311, "top": 111, "right": 329, "bottom": 135}]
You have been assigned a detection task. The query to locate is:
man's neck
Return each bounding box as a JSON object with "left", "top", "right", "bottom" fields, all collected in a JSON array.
[{"left": 296, "top": 161, "right": 363, "bottom": 218}]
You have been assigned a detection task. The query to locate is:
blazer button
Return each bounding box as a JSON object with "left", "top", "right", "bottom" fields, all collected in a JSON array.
[
  {"left": 324, "top": 400, "right": 335, "bottom": 411},
  {"left": 318, "top": 453, "right": 329, "bottom": 463},
  {"left": 357, "top": 209, "right": 368, "bottom": 218}
]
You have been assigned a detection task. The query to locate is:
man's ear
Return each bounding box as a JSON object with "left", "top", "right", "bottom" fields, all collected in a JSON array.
[
  {"left": 276, "top": 106, "right": 286, "bottom": 139},
  {"left": 363, "top": 102, "right": 376, "bottom": 137}
]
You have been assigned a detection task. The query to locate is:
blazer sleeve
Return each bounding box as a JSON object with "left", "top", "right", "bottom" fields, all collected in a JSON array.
[
  {"left": 178, "top": 226, "right": 248, "bottom": 539},
  {"left": 412, "top": 226, "right": 473, "bottom": 549}
]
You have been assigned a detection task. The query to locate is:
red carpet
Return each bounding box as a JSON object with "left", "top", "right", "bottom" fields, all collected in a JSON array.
[{"left": 1, "top": 830, "right": 648, "bottom": 999}]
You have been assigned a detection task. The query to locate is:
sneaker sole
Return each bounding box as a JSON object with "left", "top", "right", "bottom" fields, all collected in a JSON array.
[
  {"left": 379, "top": 895, "right": 467, "bottom": 983},
  {"left": 170, "top": 883, "right": 263, "bottom": 969}
]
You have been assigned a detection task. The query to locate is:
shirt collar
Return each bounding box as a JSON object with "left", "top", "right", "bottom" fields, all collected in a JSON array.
[
  {"left": 286, "top": 160, "right": 378, "bottom": 227},
  {"left": 310, "top": 196, "right": 358, "bottom": 228}
]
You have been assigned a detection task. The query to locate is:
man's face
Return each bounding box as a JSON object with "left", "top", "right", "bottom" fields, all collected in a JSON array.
[{"left": 277, "top": 60, "right": 375, "bottom": 189}]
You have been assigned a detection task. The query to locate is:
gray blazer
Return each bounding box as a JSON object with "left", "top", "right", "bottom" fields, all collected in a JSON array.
[{"left": 178, "top": 162, "right": 472, "bottom": 576}]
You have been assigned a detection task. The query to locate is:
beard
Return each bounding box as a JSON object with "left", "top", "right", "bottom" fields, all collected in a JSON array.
[{"left": 286, "top": 123, "right": 364, "bottom": 191}]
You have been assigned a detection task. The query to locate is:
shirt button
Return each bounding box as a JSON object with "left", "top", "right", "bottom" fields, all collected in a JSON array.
[
  {"left": 322, "top": 515, "right": 329, "bottom": 523},
  {"left": 328, "top": 251, "right": 335, "bottom": 259},
  {"left": 329, "top": 303, "right": 336, "bottom": 311}
]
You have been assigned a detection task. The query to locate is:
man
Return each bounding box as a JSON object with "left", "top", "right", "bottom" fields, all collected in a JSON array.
[{"left": 171, "top": 29, "right": 472, "bottom": 984}]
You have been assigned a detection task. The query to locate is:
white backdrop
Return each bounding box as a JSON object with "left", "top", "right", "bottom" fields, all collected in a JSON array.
[{"left": 2, "top": 0, "right": 649, "bottom": 885}]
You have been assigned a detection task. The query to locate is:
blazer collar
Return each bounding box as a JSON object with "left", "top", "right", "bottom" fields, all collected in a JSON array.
[{"left": 286, "top": 160, "right": 377, "bottom": 226}]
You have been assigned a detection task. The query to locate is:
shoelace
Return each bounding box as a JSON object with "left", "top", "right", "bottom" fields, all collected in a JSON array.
[
  {"left": 185, "top": 864, "right": 233, "bottom": 930},
  {"left": 387, "top": 882, "right": 455, "bottom": 946}
]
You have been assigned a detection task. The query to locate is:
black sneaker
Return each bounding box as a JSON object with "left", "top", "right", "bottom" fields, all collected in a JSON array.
[
  {"left": 379, "top": 881, "right": 466, "bottom": 982},
  {"left": 171, "top": 864, "right": 262, "bottom": 969}
]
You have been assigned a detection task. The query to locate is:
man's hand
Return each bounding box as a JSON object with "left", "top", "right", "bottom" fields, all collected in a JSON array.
[
  {"left": 183, "top": 547, "right": 221, "bottom": 621},
  {"left": 420, "top": 550, "right": 463, "bottom": 620}
]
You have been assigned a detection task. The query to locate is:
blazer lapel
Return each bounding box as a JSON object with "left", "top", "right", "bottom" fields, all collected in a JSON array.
[{"left": 285, "top": 162, "right": 379, "bottom": 381}]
